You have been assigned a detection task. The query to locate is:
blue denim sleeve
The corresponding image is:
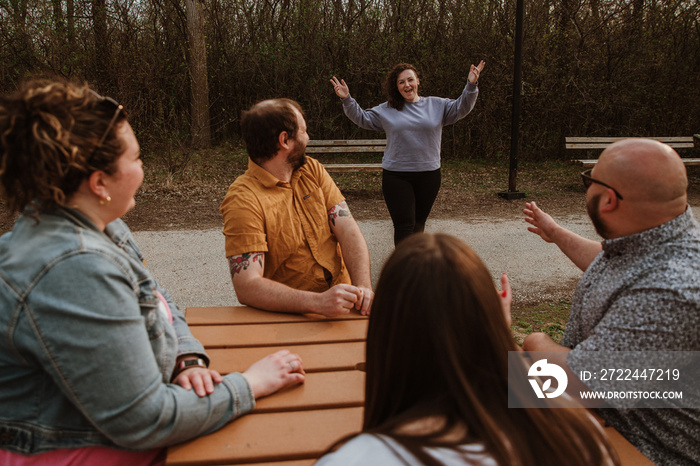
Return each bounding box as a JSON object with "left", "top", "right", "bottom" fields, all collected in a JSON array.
[{"left": 29, "top": 252, "right": 255, "bottom": 449}]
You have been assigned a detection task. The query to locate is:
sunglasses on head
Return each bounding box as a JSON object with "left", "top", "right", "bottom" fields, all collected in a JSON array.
[
  {"left": 89, "top": 90, "right": 124, "bottom": 151},
  {"left": 580, "top": 168, "right": 624, "bottom": 200}
]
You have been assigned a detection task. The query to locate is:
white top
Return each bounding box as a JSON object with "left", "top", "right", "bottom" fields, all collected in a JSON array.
[{"left": 315, "top": 433, "right": 497, "bottom": 465}]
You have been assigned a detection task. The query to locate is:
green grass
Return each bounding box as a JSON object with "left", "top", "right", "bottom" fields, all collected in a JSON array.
[{"left": 511, "top": 299, "right": 572, "bottom": 345}]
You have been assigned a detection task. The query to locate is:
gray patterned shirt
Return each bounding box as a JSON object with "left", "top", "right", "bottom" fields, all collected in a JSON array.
[{"left": 563, "top": 207, "right": 700, "bottom": 465}]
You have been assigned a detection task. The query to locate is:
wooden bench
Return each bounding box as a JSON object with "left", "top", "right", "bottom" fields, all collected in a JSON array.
[
  {"left": 306, "top": 139, "right": 385, "bottom": 173},
  {"left": 567, "top": 136, "right": 700, "bottom": 167}
]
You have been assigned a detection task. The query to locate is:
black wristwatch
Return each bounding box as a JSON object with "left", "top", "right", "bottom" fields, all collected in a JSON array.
[
  {"left": 178, "top": 358, "right": 207, "bottom": 371},
  {"left": 171, "top": 357, "right": 208, "bottom": 380}
]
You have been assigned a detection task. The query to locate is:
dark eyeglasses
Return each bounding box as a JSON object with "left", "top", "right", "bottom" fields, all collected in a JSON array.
[
  {"left": 89, "top": 90, "right": 124, "bottom": 152},
  {"left": 580, "top": 168, "right": 624, "bottom": 200}
]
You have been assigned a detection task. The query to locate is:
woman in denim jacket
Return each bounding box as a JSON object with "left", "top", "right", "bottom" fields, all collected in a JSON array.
[{"left": 0, "top": 80, "right": 305, "bottom": 465}]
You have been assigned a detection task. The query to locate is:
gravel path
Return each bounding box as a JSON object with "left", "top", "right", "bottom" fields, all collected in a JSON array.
[{"left": 134, "top": 215, "right": 599, "bottom": 311}]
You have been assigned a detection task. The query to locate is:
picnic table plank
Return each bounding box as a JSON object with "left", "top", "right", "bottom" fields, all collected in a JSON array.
[
  {"left": 307, "top": 139, "right": 387, "bottom": 146},
  {"left": 566, "top": 136, "right": 693, "bottom": 143},
  {"left": 307, "top": 146, "right": 386, "bottom": 153},
  {"left": 604, "top": 428, "right": 654, "bottom": 465},
  {"left": 184, "top": 306, "right": 367, "bottom": 326},
  {"left": 591, "top": 412, "right": 654, "bottom": 465},
  {"left": 306, "top": 139, "right": 385, "bottom": 172},
  {"left": 166, "top": 407, "right": 363, "bottom": 465},
  {"left": 572, "top": 158, "right": 700, "bottom": 168},
  {"left": 253, "top": 371, "right": 364, "bottom": 413},
  {"left": 566, "top": 136, "right": 698, "bottom": 166},
  {"left": 229, "top": 461, "right": 314, "bottom": 466},
  {"left": 207, "top": 341, "right": 365, "bottom": 374},
  {"left": 190, "top": 320, "right": 368, "bottom": 348},
  {"left": 323, "top": 163, "right": 383, "bottom": 172},
  {"left": 567, "top": 142, "right": 695, "bottom": 149}
]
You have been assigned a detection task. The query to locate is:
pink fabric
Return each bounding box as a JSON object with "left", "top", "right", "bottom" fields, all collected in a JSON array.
[
  {"left": 0, "top": 446, "right": 165, "bottom": 466},
  {"left": 156, "top": 290, "right": 173, "bottom": 324}
]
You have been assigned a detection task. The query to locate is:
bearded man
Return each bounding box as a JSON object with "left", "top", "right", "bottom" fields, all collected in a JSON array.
[
  {"left": 522, "top": 138, "right": 700, "bottom": 464},
  {"left": 220, "top": 99, "right": 373, "bottom": 316}
]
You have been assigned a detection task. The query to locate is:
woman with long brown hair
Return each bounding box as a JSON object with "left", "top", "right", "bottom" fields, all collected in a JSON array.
[
  {"left": 330, "top": 62, "right": 484, "bottom": 246},
  {"left": 317, "top": 233, "right": 617, "bottom": 465}
]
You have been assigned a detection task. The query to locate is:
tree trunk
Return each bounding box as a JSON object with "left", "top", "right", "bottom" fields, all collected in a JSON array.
[
  {"left": 9, "top": 0, "right": 32, "bottom": 59},
  {"left": 92, "top": 0, "right": 112, "bottom": 90},
  {"left": 67, "top": 0, "right": 75, "bottom": 46},
  {"left": 51, "top": 0, "right": 64, "bottom": 35},
  {"left": 186, "top": 0, "right": 211, "bottom": 149}
]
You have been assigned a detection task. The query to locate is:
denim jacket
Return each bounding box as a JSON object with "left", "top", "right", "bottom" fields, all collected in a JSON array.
[{"left": 0, "top": 206, "right": 254, "bottom": 454}]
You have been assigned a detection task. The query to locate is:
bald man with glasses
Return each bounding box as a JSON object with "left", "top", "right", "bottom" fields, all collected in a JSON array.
[{"left": 520, "top": 138, "right": 700, "bottom": 464}]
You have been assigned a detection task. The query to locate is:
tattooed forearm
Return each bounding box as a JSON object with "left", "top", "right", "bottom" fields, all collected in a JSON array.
[
  {"left": 328, "top": 201, "right": 351, "bottom": 226},
  {"left": 228, "top": 252, "right": 264, "bottom": 276}
]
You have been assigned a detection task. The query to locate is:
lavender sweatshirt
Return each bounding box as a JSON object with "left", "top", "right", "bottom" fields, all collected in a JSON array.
[{"left": 341, "top": 81, "right": 478, "bottom": 172}]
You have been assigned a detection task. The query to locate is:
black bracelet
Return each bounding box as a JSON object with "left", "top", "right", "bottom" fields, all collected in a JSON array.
[{"left": 171, "top": 357, "right": 207, "bottom": 380}]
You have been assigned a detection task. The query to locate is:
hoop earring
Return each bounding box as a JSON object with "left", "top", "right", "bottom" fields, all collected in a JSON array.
[{"left": 99, "top": 196, "right": 112, "bottom": 206}]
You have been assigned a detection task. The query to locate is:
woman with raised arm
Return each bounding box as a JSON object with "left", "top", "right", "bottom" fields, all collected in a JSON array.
[
  {"left": 0, "top": 79, "right": 305, "bottom": 465},
  {"left": 317, "top": 233, "right": 618, "bottom": 465},
  {"left": 330, "top": 62, "right": 484, "bottom": 245}
]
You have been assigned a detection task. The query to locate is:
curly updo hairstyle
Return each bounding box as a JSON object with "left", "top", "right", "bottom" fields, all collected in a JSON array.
[
  {"left": 0, "top": 79, "right": 128, "bottom": 213},
  {"left": 383, "top": 63, "right": 420, "bottom": 111}
]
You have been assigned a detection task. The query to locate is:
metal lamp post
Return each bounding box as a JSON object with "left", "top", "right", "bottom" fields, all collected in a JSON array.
[{"left": 499, "top": 0, "right": 527, "bottom": 200}]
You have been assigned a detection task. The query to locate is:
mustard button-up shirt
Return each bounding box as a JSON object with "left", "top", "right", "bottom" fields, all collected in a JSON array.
[{"left": 220, "top": 157, "right": 350, "bottom": 292}]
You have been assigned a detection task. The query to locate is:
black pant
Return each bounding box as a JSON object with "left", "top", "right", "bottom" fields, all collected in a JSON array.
[{"left": 382, "top": 168, "right": 441, "bottom": 246}]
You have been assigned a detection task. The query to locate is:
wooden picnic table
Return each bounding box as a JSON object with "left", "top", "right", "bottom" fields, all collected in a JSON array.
[
  {"left": 166, "top": 306, "right": 366, "bottom": 465},
  {"left": 166, "top": 306, "right": 653, "bottom": 465}
]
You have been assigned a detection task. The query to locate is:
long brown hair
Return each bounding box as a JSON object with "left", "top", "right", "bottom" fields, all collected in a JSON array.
[
  {"left": 363, "top": 233, "right": 618, "bottom": 465},
  {"left": 383, "top": 63, "right": 419, "bottom": 111},
  {"left": 0, "top": 78, "right": 128, "bottom": 213}
]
